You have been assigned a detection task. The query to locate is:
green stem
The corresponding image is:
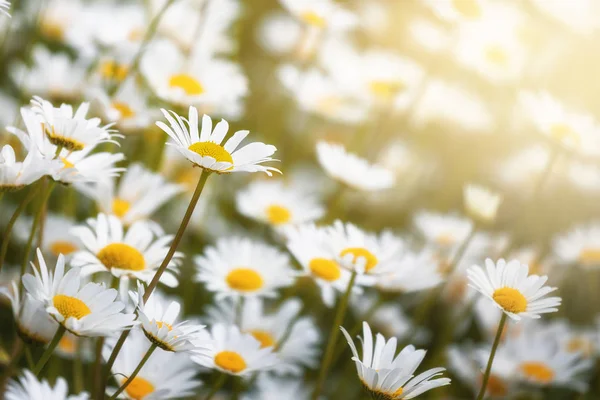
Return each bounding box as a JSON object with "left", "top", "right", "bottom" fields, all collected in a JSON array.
[
  {"left": 476, "top": 314, "right": 507, "bottom": 400},
  {"left": 311, "top": 270, "right": 358, "bottom": 400},
  {"left": 204, "top": 373, "right": 227, "bottom": 400},
  {"left": 93, "top": 337, "right": 105, "bottom": 400},
  {"left": 73, "top": 341, "right": 84, "bottom": 394},
  {"left": 33, "top": 325, "right": 66, "bottom": 376},
  {"left": 109, "top": 344, "right": 157, "bottom": 400}
]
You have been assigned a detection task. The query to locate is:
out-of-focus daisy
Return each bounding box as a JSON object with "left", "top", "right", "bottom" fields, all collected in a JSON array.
[
  {"left": 423, "top": 0, "right": 487, "bottom": 22},
  {"left": 194, "top": 237, "right": 295, "bottom": 299},
  {"left": 467, "top": 258, "right": 561, "bottom": 321},
  {"left": 496, "top": 145, "right": 552, "bottom": 190},
  {"left": 191, "top": 323, "right": 279, "bottom": 376},
  {"left": 408, "top": 18, "right": 449, "bottom": 53},
  {"left": 156, "top": 107, "right": 279, "bottom": 175},
  {"left": 351, "top": 295, "right": 416, "bottom": 342},
  {"left": 326, "top": 220, "right": 404, "bottom": 275},
  {"left": 40, "top": 215, "right": 81, "bottom": 258},
  {"left": 257, "top": 12, "right": 303, "bottom": 56},
  {"left": 0, "top": 144, "right": 51, "bottom": 192},
  {"left": 341, "top": 322, "right": 451, "bottom": 398},
  {"left": 105, "top": 329, "right": 202, "bottom": 400},
  {"left": 132, "top": 284, "right": 211, "bottom": 354},
  {"left": 553, "top": 223, "right": 600, "bottom": 268},
  {"left": 316, "top": 142, "right": 395, "bottom": 191},
  {"left": 413, "top": 211, "right": 473, "bottom": 250},
  {"left": 375, "top": 248, "right": 444, "bottom": 293},
  {"left": 567, "top": 161, "right": 600, "bottom": 193},
  {"left": 56, "top": 332, "right": 94, "bottom": 362},
  {"left": 279, "top": 0, "right": 356, "bottom": 32},
  {"left": 242, "top": 375, "right": 310, "bottom": 400},
  {"left": 285, "top": 223, "right": 357, "bottom": 307},
  {"left": 236, "top": 179, "right": 325, "bottom": 228},
  {"left": 23, "top": 249, "right": 136, "bottom": 336},
  {"left": 6, "top": 370, "right": 89, "bottom": 400},
  {"left": 205, "top": 298, "right": 320, "bottom": 375},
  {"left": 77, "top": 163, "right": 184, "bottom": 225},
  {"left": 541, "top": 320, "right": 598, "bottom": 358},
  {"left": 463, "top": 184, "right": 502, "bottom": 224},
  {"left": 71, "top": 214, "right": 181, "bottom": 288},
  {"left": 519, "top": 91, "right": 600, "bottom": 157},
  {"left": 530, "top": 0, "right": 600, "bottom": 35},
  {"left": 0, "top": 1, "right": 10, "bottom": 17},
  {"left": 0, "top": 282, "right": 58, "bottom": 345}
]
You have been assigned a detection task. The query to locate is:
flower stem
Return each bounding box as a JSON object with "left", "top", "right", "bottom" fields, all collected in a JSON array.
[
  {"left": 93, "top": 337, "right": 105, "bottom": 400},
  {"left": 33, "top": 325, "right": 66, "bottom": 376},
  {"left": 476, "top": 313, "right": 507, "bottom": 400},
  {"left": 204, "top": 373, "right": 227, "bottom": 400},
  {"left": 312, "top": 270, "right": 358, "bottom": 400},
  {"left": 109, "top": 343, "right": 157, "bottom": 400}
]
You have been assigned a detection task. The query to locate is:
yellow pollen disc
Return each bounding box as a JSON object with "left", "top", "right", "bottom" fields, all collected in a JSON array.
[
  {"left": 44, "top": 124, "right": 85, "bottom": 151},
  {"left": 316, "top": 96, "right": 343, "bottom": 114},
  {"left": 265, "top": 204, "right": 292, "bottom": 225},
  {"left": 436, "top": 233, "right": 456, "bottom": 246},
  {"left": 58, "top": 336, "right": 76, "bottom": 353},
  {"left": 492, "top": 287, "right": 527, "bottom": 314},
  {"left": 123, "top": 376, "right": 155, "bottom": 400},
  {"left": 309, "top": 258, "right": 341, "bottom": 281},
  {"left": 49, "top": 241, "right": 78, "bottom": 256},
  {"left": 41, "top": 20, "right": 64, "bottom": 41},
  {"left": 579, "top": 248, "right": 600, "bottom": 265},
  {"left": 128, "top": 28, "right": 143, "bottom": 42},
  {"left": 550, "top": 123, "right": 580, "bottom": 145},
  {"left": 97, "top": 243, "right": 145, "bottom": 271},
  {"left": 340, "top": 247, "right": 379, "bottom": 272},
  {"left": 214, "top": 351, "right": 247, "bottom": 373},
  {"left": 392, "top": 387, "right": 403, "bottom": 396},
  {"left": 226, "top": 268, "right": 264, "bottom": 292},
  {"left": 168, "top": 73, "right": 204, "bottom": 96},
  {"left": 188, "top": 142, "right": 234, "bottom": 164},
  {"left": 566, "top": 337, "right": 593, "bottom": 356},
  {"left": 112, "top": 198, "right": 131, "bottom": 218},
  {"left": 485, "top": 45, "right": 508, "bottom": 66},
  {"left": 300, "top": 11, "right": 326, "bottom": 27},
  {"left": 452, "top": 0, "right": 481, "bottom": 18},
  {"left": 369, "top": 80, "right": 406, "bottom": 99},
  {"left": 112, "top": 102, "right": 135, "bottom": 119},
  {"left": 520, "top": 362, "right": 554, "bottom": 384},
  {"left": 100, "top": 61, "right": 129, "bottom": 81},
  {"left": 250, "top": 330, "right": 276, "bottom": 348},
  {"left": 61, "top": 157, "right": 75, "bottom": 170},
  {"left": 155, "top": 321, "right": 173, "bottom": 331},
  {"left": 53, "top": 294, "right": 91, "bottom": 320},
  {"left": 482, "top": 374, "right": 507, "bottom": 397}
]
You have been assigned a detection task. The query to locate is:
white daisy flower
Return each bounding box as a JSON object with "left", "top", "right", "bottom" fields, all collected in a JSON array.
[
  {"left": 422, "top": 0, "right": 486, "bottom": 22},
  {"left": 463, "top": 184, "right": 502, "bottom": 224},
  {"left": 529, "top": 0, "right": 600, "bottom": 35},
  {"left": 0, "top": 1, "right": 10, "bottom": 17},
  {"left": 316, "top": 142, "right": 395, "bottom": 191},
  {"left": 408, "top": 18, "right": 449, "bottom": 54},
  {"left": 0, "top": 281, "right": 58, "bottom": 345},
  {"left": 105, "top": 329, "right": 202, "bottom": 400},
  {"left": 279, "top": 0, "right": 356, "bottom": 31},
  {"left": 326, "top": 220, "right": 404, "bottom": 275},
  {"left": 191, "top": 323, "right": 279, "bottom": 376},
  {"left": 340, "top": 322, "right": 451, "bottom": 399},
  {"left": 77, "top": 163, "right": 184, "bottom": 225},
  {"left": 553, "top": 223, "right": 600, "bottom": 268},
  {"left": 236, "top": 179, "right": 325, "bottom": 227},
  {"left": 413, "top": 211, "right": 474, "bottom": 250},
  {"left": 131, "top": 283, "right": 211, "bottom": 354},
  {"left": 0, "top": 144, "right": 52, "bottom": 192},
  {"left": 567, "top": 161, "right": 600, "bottom": 193},
  {"left": 205, "top": 297, "right": 320, "bottom": 375},
  {"left": 40, "top": 215, "right": 82, "bottom": 258},
  {"left": 70, "top": 213, "right": 181, "bottom": 288},
  {"left": 6, "top": 370, "right": 89, "bottom": 400},
  {"left": 242, "top": 375, "right": 310, "bottom": 400},
  {"left": 285, "top": 223, "right": 358, "bottom": 307},
  {"left": 156, "top": 106, "right": 280, "bottom": 175},
  {"left": 467, "top": 258, "right": 562, "bottom": 321},
  {"left": 496, "top": 145, "right": 552, "bottom": 190},
  {"left": 194, "top": 237, "right": 295, "bottom": 299},
  {"left": 351, "top": 295, "right": 416, "bottom": 342},
  {"left": 257, "top": 12, "right": 303, "bottom": 56},
  {"left": 540, "top": 319, "right": 598, "bottom": 358},
  {"left": 375, "top": 248, "right": 444, "bottom": 293},
  {"left": 55, "top": 332, "right": 94, "bottom": 362},
  {"left": 22, "top": 249, "right": 137, "bottom": 336}
]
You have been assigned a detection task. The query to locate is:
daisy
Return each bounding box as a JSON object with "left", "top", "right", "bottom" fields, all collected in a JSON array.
[
  {"left": 413, "top": 211, "right": 474, "bottom": 250},
  {"left": 496, "top": 145, "right": 552, "bottom": 190},
  {"left": 156, "top": 106, "right": 280, "bottom": 175},
  {"left": 529, "top": 0, "right": 600, "bottom": 35},
  {"left": 0, "top": 282, "right": 58, "bottom": 345},
  {"left": 105, "top": 329, "right": 203, "bottom": 400},
  {"left": 0, "top": 1, "right": 9, "bottom": 17},
  {"left": 22, "top": 249, "right": 136, "bottom": 336},
  {"left": 257, "top": 12, "right": 303, "bottom": 56},
  {"left": 467, "top": 258, "right": 562, "bottom": 321},
  {"left": 194, "top": 237, "right": 295, "bottom": 299},
  {"left": 351, "top": 295, "right": 416, "bottom": 341},
  {"left": 131, "top": 283, "right": 211, "bottom": 354},
  {"left": 55, "top": 332, "right": 94, "bottom": 362},
  {"left": 340, "top": 322, "right": 451, "bottom": 399},
  {"left": 0, "top": 144, "right": 52, "bottom": 192},
  {"left": 567, "top": 161, "right": 600, "bottom": 193},
  {"left": 463, "top": 184, "right": 502, "bottom": 224},
  {"left": 70, "top": 213, "right": 181, "bottom": 288},
  {"left": 316, "top": 141, "right": 395, "bottom": 191},
  {"left": 285, "top": 223, "right": 358, "bottom": 307},
  {"left": 422, "top": 0, "right": 486, "bottom": 22},
  {"left": 205, "top": 297, "right": 320, "bottom": 375},
  {"left": 242, "top": 375, "right": 310, "bottom": 400},
  {"left": 40, "top": 215, "right": 82, "bottom": 258},
  {"left": 279, "top": 0, "right": 356, "bottom": 32},
  {"left": 325, "top": 220, "right": 404, "bottom": 275},
  {"left": 375, "top": 248, "right": 444, "bottom": 293},
  {"left": 408, "top": 18, "right": 449, "bottom": 54},
  {"left": 553, "top": 223, "right": 600, "bottom": 268},
  {"left": 6, "top": 370, "right": 89, "bottom": 400},
  {"left": 77, "top": 163, "right": 184, "bottom": 225},
  {"left": 236, "top": 179, "right": 325, "bottom": 227},
  {"left": 191, "top": 323, "right": 279, "bottom": 376}
]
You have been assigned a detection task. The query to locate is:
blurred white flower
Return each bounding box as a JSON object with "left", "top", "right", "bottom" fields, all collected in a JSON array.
[
  {"left": 530, "top": 0, "right": 600, "bottom": 35},
  {"left": 413, "top": 211, "right": 474, "bottom": 250},
  {"left": 257, "top": 12, "right": 303, "bottom": 56},
  {"left": 6, "top": 370, "right": 89, "bottom": 400},
  {"left": 0, "top": 144, "right": 51, "bottom": 192},
  {"left": 463, "top": 184, "right": 502, "bottom": 224},
  {"left": 553, "top": 223, "right": 600, "bottom": 268}
]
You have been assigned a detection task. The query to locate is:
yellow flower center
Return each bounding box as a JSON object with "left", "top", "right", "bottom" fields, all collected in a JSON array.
[
  {"left": 123, "top": 377, "right": 155, "bottom": 400},
  {"left": 485, "top": 45, "right": 508, "bottom": 66},
  {"left": 58, "top": 336, "right": 76, "bottom": 353},
  {"left": 97, "top": 243, "right": 145, "bottom": 272},
  {"left": 566, "top": 337, "right": 593, "bottom": 356},
  {"left": 250, "top": 330, "right": 276, "bottom": 348},
  {"left": 480, "top": 374, "right": 507, "bottom": 397},
  {"left": 226, "top": 268, "right": 264, "bottom": 292},
  {"left": 579, "top": 248, "right": 600, "bottom": 265},
  {"left": 300, "top": 11, "right": 326, "bottom": 27},
  {"left": 188, "top": 142, "right": 234, "bottom": 164},
  {"left": 214, "top": 351, "right": 247, "bottom": 373},
  {"left": 520, "top": 362, "right": 554, "bottom": 384},
  {"left": 492, "top": 287, "right": 527, "bottom": 314},
  {"left": 112, "top": 198, "right": 131, "bottom": 218},
  {"left": 265, "top": 204, "right": 292, "bottom": 225},
  {"left": 100, "top": 61, "right": 129, "bottom": 82},
  {"left": 49, "top": 241, "right": 78, "bottom": 256},
  {"left": 369, "top": 80, "right": 406, "bottom": 100},
  {"left": 340, "top": 247, "right": 378, "bottom": 272},
  {"left": 44, "top": 124, "right": 85, "bottom": 151},
  {"left": 392, "top": 387, "right": 403, "bottom": 396},
  {"left": 155, "top": 321, "right": 173, "bottom": 331},
  {"left": 452, "top": 0, "right": 481, "bottom": 18},
  {"left": 53, "top": 294, "right": 91, "bottom": 320},
  {"left": 168, "top": 74, "right": 204, "bottom": 96},
  {"left": 316, "top": 96, "right": 343, "bottom": 114},
  {"left": 61, "top": 157, "right": 75, "bottom": 169},
  {"left": 111, "top": 102, "right": 135, "bottom": 119},
  {"left": 309, "top": 258, "right": 341, "bottom": 281},
  {"left": 550, "top": 123, "right": 580, "bottom": 146},
  {"left": 436, "top": 233, "right": 456, "bottom": 246},
  {"left": 41, "top": 20, "right": 64, "bottom": 41}
]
